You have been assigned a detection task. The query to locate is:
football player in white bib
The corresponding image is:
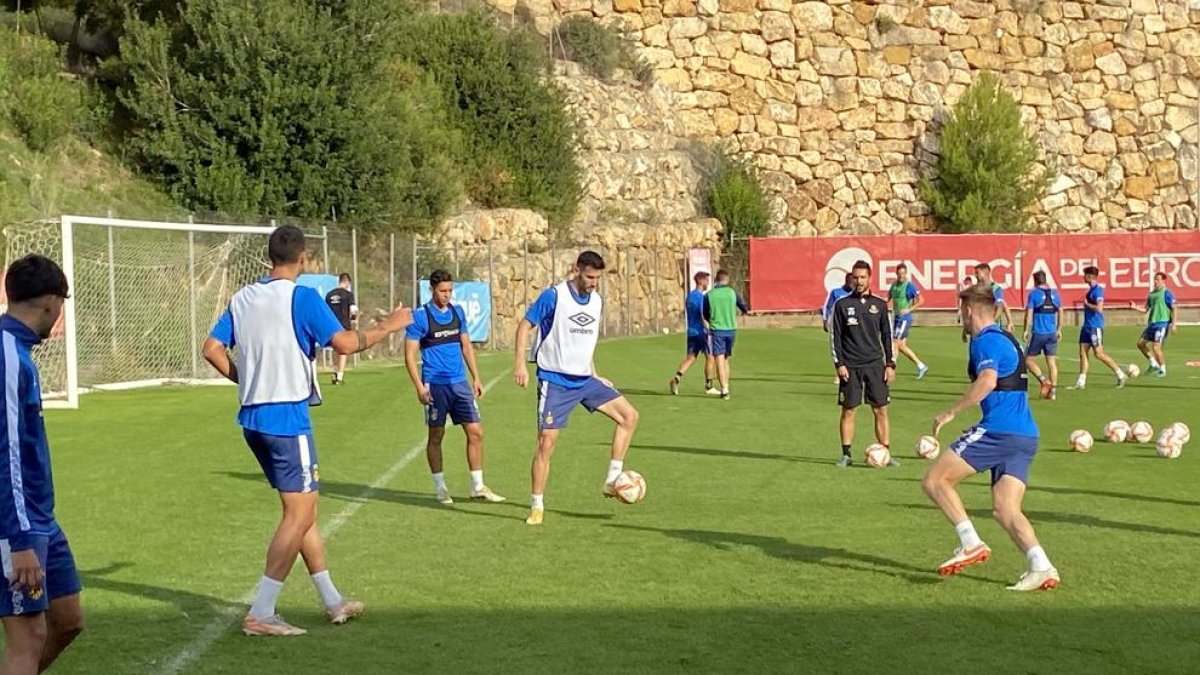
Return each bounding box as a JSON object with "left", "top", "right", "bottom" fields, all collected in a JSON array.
[{"left": 512, "top": 251, "right": 640, "bottom": 525}]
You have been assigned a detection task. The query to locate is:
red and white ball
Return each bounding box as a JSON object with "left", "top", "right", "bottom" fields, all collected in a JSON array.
[
  {"left": 1068, "top": 429, "right": 1094, "bottom": 453},
  {"left": 1169, "top": 422, "right": 1191, "bottom": 444},
  {"left": 1156, "top": 429, "right": 1183, "bottom": 459},
  {"left": 915, "top": 435, "right": 940, "bottom": 459},
  {"left": 1129, "top": 420, "right": 1154, "bottom": 443},
  {"left": 1104, "top": 420, "right": 1130, "bottom": 444},
  {"left": 865, "top": 444, "right": 892, "bottom": 468},
  {"left": 612, "top": 470, "right": 646, "bottom": 504}
]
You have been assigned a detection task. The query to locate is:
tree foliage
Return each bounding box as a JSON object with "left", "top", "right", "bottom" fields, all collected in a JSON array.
[
  {"left": 118, "top": 0, "right": 459, "bottom": 229},
  {"left": 919, "top": 72, "right": 1051, "bottom": 233}
]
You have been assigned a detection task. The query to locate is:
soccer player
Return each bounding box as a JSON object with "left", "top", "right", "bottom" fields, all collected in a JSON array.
[
  {"left": 1073, "top": 265, "right": 1127, "bottom": 389},
  {"left": 1137, "top": 272, "right": 1176, "bottom": 377},
  {"left": 404, "top": 270, "right": 504, "bottom": 505},
  {"left": 924, "top": 283, "right": 1059, "bottom": 592},
  {"left": 703, "top": 270, "right": 749, "bottom": 400},
  {"left": 203, "top": 225, "right": 413, "bottom": 636},
  {"left": 962, "top": 263, "right": 1013, "bottom": 340},
  {"left": 669, "top": 271, "right": 717, "bottom": 396},
  {"left": 512, "top": 251, "right": 640, "bottom": 526},
  {"left": 1022, "top": 271, "right": 1062, "bottom": 400},
  {"left": 0, "top": 255, "right": 84, "bottom": 675},
  {"left": 829, "top": 260, "right": 898, "bottom": 468},
  {"left": 887, "top": 263, "right": 928, "bottom": 379},
  {"left": 823, "top": 273, "right": 854, "bottom": 332},
  {"left": 324, "top": 273, "right": 357, "bottom": 385}
]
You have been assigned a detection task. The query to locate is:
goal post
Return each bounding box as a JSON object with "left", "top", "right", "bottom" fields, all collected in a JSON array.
[{"left": 4, "top": 215, "right": 277, "bottom": 408}]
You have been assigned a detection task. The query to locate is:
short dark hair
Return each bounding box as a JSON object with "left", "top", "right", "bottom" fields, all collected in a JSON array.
[
  {"left": 1154, "top": 272, "right": 1168, "bottom": 281},
  {"left": 430, "top": 269, "right": 453, "bottom": 287},
  {"left": 852, "top": 260, "right": 871, "bottom": 274},
  {"left": 1032, "top": 271, "right": 1047, "bottom": 286},
  {"left": 338, "top": 273, "right": 352, "bottom": 284},
  {"left": 693, "top": 271, "right": 710, "bottom": 283},
  {"left": 715, "top": 269, "right": 730, "bottom": 283},
  {"left": 576, "top": 250, "right": 605, "bottom": 271},
  {"left": 974, "top": 262, "right": 991, "bottom": 273},
  {"left": 895, "top": 263, "right": 908, "bottom": 272},
  {"left": 959, "top": 283, "right": 997, "bottom": 310},
  {"left": 1083, "top": 266, "right": 1099, "bottom": 277},
  {"left": 844, "top": 272, "right": 855, "bottom": 285},
  {"left": 268, "top": 225, "right": 307, "bottom": 265},
  {"left": 5, "top": 254, "right": 69, "bottom": 304}
]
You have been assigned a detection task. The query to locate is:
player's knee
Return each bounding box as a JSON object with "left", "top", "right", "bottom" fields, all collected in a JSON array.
[
  {"left": 466, "top": 426, "right": 483, "bottom": 444},
  {"left": 622, "top": 405, "right": 640, "bottom": 429},
  {"left": 8, "top": 618, "right": 48, "bottom": 655},
  {"left": 52, "top": 613, "right": 84, "bottom": 644}
]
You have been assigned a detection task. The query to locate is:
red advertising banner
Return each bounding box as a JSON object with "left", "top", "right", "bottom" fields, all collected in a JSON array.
[{"left": 748, "top": 232, "right": 1200, "bottom": 312}]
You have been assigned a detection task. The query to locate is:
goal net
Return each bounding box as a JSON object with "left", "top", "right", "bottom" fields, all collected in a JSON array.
[{"left": 4, "top": 215, "right": 275, "bottom": 407}]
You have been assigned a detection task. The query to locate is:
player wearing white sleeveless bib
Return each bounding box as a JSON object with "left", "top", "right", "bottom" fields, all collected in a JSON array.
[
  {"left": 203, "top": 226, "right": 413, "bottom": 636},
  {"left": 512, "top": 251, "right": 640, "bottom": 526}
]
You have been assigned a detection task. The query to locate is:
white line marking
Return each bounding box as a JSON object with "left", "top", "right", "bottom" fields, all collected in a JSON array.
[{"left": 158, "top": 372, "right": 507, "bottom": 675}]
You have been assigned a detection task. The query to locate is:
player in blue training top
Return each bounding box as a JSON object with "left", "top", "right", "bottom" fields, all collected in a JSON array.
[
  {"left": 513, "top": 250, "right": 640, "bottom": 526},
  {"left": 962, "top": 263, "right": 1013, "bottom": 341},
  {"left": 203, "top": 225, "right": 413, "bottom": 637},
  {"left": 669, "top": 271, "right": 717, "bottom": 396},
  {"left": 0, "top": 255, "right": 84, "bottom": 675},
  {"left": 1137, "top": 272, "right": 1176, "bottom": 377},
  {"left": 404, "top": 269, "right": 504, "bottom": 505},
  {"left": 923, "top": 283, "right": 1060, "bottom": 592},
  {"left": 822, "top": 272, "right": 854, "bottom": 333},
  {"left": 1022, "top": 271, "right": 1062, "bottom": 400},
  {"left": 1073, "top": 265, "right": 1128, "bottom": 389}
]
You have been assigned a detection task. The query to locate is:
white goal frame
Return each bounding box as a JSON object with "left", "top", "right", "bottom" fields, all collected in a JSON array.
[{"left": 48, "top": 215, "right": 277, "bottom": 408}]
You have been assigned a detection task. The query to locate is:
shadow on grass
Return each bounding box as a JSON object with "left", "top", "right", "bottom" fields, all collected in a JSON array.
[
  {"left": 629, "top": 444, "right": 851, "bottom": 468},
  {"left": 214, "top": 472, "right": 605, "bottom": 523},
  {"left": 607, "top": 524, "right": 948, "bottom": 586},
  {"left": 885, "top": 476, "right": 1200, "bottom": 507},
  {"left": 893, "top": 502, "right": 1200, "bottom": 539}
]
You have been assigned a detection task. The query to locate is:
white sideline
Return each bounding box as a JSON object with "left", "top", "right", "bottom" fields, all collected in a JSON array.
[{"left": 157, "top": 372, "right": 508, "bottom": 675}]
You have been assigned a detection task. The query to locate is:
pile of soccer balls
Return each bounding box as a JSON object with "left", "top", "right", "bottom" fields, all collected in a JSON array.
[{"left": 1068, "top": 420, "right": 1190, "bottom": 459}]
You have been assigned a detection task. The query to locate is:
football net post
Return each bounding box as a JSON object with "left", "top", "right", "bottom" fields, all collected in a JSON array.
[{"left": 4, "top": 215, "right": 277, "bottom": 408}]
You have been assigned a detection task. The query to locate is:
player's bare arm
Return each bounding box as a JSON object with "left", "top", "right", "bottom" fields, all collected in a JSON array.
[
  {"left": 202, "top": 337, "right": 239, "bottom": 383},
  {"left": 329, "top": 303, "right": 412, "bottom": 355},
  {"left": 932, "top": 370, "right": 997, "bottom": 435},
  {"left": 404, "top": 338, "right": 432, "bottom": 405},
  {"left": 460, "top": 332, "right": 485, "bottom": 397},
  {"left": 513, "top": 319, "right": 533, "bottom": 387}
]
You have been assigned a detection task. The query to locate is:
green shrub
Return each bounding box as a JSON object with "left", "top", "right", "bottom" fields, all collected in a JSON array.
[
  {"left": 397, "top": 11, "right": 582, "bottom": 229},
  {"left": 919, "top": 72, "right": 1051, "bottom": 233},
  {"left": 117, "top": 0, "right": 461, "bottom": 230},
  {"left": 10, "top": 76, "right": 80, "bottom": 152},
  {"left": 556, "top": 16, "right": 622, "bottom": 80},
  {"left": 697, "top": 145, "right": 771, "bottom": 243}
]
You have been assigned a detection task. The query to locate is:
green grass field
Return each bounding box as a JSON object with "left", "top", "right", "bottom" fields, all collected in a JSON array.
[{"left": 35, "top": 326, "right": 1200, "bottom": 674}]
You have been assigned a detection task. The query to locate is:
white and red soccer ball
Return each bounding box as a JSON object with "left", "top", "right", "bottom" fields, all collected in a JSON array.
[
  {"left": 1104, "top": 420, "right": 1130, "bottom": 444},
  {"left": 915, "top": 435, "right": 940, "bottom": 459},
  {"left": 865, "top": 444, "right": 892, "bottom": 468},
  {"left": 612, "top": 470, "right": 646, "bottom": 504},
  {"left": 1068, "top": 429, "right": 1094, "bottom": 453},
  {"left": 1129, "top": 421, "right": 1154, "bottom": 444}
]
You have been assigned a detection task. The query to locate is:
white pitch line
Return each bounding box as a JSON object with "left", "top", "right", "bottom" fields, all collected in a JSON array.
[{"left": 158, "top": 372, "right": 507, "bottom": 675}]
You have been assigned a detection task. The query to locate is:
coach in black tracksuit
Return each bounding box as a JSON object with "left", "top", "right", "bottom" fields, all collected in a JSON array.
[{"left": 830, "top": 260, "right": 898, "bottom": 468}]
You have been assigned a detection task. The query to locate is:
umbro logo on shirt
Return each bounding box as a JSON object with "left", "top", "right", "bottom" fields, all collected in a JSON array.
[{"left": 568, "top": 313, "right": 596, "bottom": 328}]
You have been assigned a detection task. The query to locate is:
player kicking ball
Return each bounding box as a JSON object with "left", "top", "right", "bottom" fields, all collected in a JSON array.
[
  {"left": 405, "top": 270, "right": 504, "bottom": 505},
  {"left": 923, "top": 284, "right": 1059, "bottom": 592},
  {"left": 513, "top": 251, "right": 640, "bottom": 526}
]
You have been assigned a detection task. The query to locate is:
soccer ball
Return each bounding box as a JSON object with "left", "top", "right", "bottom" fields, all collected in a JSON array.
[
  {"left": 865, "top": 444, "right": 891, "bottom": 468},
  {"left": 1169, "top": 421, "right": 1191, "bottom": 444},
  {"left": 1156, "top": 429, "right": 1183, "bottom": 459},
  {"left": 915, "top": 435, "right": 940, "bottom": 459},
  {"left": 1104, "top": 420, "right": 1130, "bottom": 443},
  {"left": 1129, "top": 420, "right": 1154, "bottom": 443},
  {"left": 1126, "top": 364, "right": 1141, "bottom": 378},
  {"left": 1068, "top": 429, "right": 1094, "bottom": 453},
  {"left": 612, "top": 470, "right": 646, "bottom": 504}
]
